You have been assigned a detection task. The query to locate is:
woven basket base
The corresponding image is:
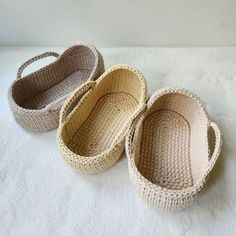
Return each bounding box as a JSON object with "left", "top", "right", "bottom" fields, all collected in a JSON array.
[
  {"left": 22, "top": 70, "right": 91, "bottom": 109},
  {"left": 68, "top": 92, "right": 138, "bottom": 156},
  {"left": 139, "top": 109, "right": 193, "bottom": 190}
]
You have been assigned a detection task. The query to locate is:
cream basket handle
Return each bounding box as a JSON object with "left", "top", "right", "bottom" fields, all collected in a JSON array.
[
  {"left": 59, "top": 81, "right": 96, "bottom": 124},
  {"left": 17, "top": 52, "right": 59, "bottom": 79}
]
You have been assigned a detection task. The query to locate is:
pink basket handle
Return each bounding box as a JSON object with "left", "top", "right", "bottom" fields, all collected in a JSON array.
[
  {"left": 125, "top": 106, "right": 147, "bottom": 157},
  {"left": 59, "top": 81, "right": 96, "bottom": 124},
  {"left": 17, "top": 52, "right": 59, "bottom": 79},
  {"left": 109, "top": 103, "right": 146, "bottom": 150},
  {"left": 207, "top": 121, "right": 223, "bottom": 174},
  {"left": 126, "top": 125, "right": 136, "bottom": 157}
]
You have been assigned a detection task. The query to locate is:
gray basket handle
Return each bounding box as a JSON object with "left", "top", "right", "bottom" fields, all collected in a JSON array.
[
  {"left": 59, "top": 81, "right": 97, "bottom": 124},
  {"left": 17, "top": 52, "right": 59, "bottom": 79}
]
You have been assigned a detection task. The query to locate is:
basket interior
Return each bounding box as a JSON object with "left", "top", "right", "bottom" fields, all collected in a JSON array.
[
  {"left": 12, "top": 45, "right": 96, "bottom": 110},
  {"left": 134, "top": 92, "right": 209, "bottom": 190},
  {"left": 62, "top": 68, "right": 145, "bottom": 157}
]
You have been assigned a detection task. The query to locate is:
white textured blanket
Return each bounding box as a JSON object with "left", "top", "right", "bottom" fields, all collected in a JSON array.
[{"left": 0, "top": 47, "right": 235, "bottom": 236}]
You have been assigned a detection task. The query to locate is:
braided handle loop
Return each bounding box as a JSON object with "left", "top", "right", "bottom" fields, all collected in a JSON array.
[
  {"left": 125, "top": 105, "right": 147, "bottom": 158},
  {"left": 17, "top": 52, "right": 59, "bottom": 79},
  {"left": 207, "top": 121, "right": 222, "bottom": 172},
  {"left": 59, "top": 81, "right": 96, "bottom": 124}
]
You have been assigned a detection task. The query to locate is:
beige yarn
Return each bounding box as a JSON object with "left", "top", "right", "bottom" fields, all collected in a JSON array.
[
  {"left": 126, "top": 88, "right": 222, "bottom": 211},
  {"left": 8, "top": 42, "right": 104, "bottom": 132},
  {"left": 57, "top": 65, "right": 147, "bottom": 174}
]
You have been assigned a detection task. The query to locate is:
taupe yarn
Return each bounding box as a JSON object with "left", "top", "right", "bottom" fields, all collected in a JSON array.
[
  {"left": 8, "top": 42, "right": 104, "bottom": 132},
  {"left": 126, "top": 88, "right": 222, "bottom": 211}
]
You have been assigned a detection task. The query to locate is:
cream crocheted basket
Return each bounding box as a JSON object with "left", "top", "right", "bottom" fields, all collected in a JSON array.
[
  {"left": 126, "top": 88, "right": 222, "bottom": 211},
  {"left": 57, "top": 65, "right": 147, "bottom": 174},
  {"left": 8, "top": 42, "right": 104, "bottom": 132}
]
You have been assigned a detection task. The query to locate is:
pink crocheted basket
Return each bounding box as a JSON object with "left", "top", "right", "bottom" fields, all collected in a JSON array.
[{"left": 126, "top": 88, "right": 222, "bottom": 211}]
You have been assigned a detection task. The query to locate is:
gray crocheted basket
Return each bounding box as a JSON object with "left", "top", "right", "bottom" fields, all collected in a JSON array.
[{"left": 8, "top": 42, "right": 104, "bottom": 132}]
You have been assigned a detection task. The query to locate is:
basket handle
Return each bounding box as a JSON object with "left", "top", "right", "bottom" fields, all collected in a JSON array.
[
  {"left": 126, "top": 125, "right": 136, "bottom": 157},
  {"left": 17, "top": 52, "right": 60, "bottom": 79},
  {"left": 124, "top": 104, "right": 147, "bottom": 157},
  {"left": 59, "top": 81, "right": 96, "bottom": 123},
  {"left": 207, "top": 121, "right": 223, "bottom": 173},
  {"left": 97, "top": 103, "right": 146, "bottom": 159}
]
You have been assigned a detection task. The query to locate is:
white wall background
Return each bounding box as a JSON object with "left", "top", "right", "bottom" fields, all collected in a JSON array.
[{"left": 1, "top": 0, "right": 236, "bottom": 47}]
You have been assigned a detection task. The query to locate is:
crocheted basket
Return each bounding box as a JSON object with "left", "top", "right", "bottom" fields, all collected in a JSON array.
[
  {"left": 57, "top": 65, "right": 147, "bottom": 174},
  {"left": 8, "top": 42, "right": 104, "bottom": 132},
  {"left": 126, "top": 88, "right": 222, "bottom": 211}
]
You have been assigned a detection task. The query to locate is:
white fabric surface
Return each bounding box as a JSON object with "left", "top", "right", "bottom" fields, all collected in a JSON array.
[{"left": 0, "top": 47, "right": 235, "bottom": 236}]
